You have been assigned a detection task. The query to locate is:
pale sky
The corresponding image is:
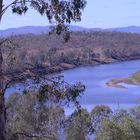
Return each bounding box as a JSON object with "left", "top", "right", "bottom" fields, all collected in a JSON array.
[{"left": 0, "top": 0, "right": 140, "bottom": 29}]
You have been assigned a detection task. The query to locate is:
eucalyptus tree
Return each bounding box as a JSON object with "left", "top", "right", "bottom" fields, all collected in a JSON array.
[
  {"left": 95, "top": 119, "right": 127, "bottom": 140},
  {"left": 6, "top": 92, "right": 65, "bottom": 140},
  {"left": 0, "top": 0, "right": 87, "bottom": 139},
  {"left": 65, "top": 109, "right": 93, "bottom": 140},
  {"left": 91, "top": 105, "right": 112, "bottom": 132},
  {"left": 5, "top": 77, "right": 86, "bottom": 140}
]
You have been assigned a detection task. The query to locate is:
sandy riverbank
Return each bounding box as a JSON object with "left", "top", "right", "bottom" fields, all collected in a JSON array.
[{"left": 106, "top": 71, "right": 140, "bottom": 88}]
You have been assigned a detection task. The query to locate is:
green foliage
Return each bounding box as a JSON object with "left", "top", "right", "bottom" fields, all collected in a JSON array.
[
  {"left": 94, "top": 104, "right": 140, "bottom": 140},
  {"left": 112, "top": 109, "right": 129, "bottom": 123},
  {"left": 6, "top": 93, "right": 140, "bottom": 140},
  {"left": 38, "top": 76, "right": 86, "bottom": 108},
  {"left": 65, "top": 109, "right": 93, "bottom": 140},
  {"left": 119, "top": 117, "right": 140, "bottom": 140},
  {"left": 91, "top": 105, "right": 112, "bottom": 132},
  {"left": 6, "top": 92, "right": 65, "bottom": 140},
  {"left": 5, "top": 80, "right": 86, "bottom": 140},
  {"left": 5, "top": 72, "right": 86, "bottom": 140},
  {"left": 131, "top": 71, "right": 140, "bottom": 84},
  {"left": 96, "top": 116, "right": 140, "bottom": 140},
  {"left": 95, "top": 119, "right": 127, "bottom": 140},
  {"left": 130, "top": 104, "right": 140, "bottom": 121},
  {"left": 10, "top": 0, "right": 87, "bottom": 41}
]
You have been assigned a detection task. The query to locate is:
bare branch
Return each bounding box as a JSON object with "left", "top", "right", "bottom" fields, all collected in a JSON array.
[{"left": 13, "top": 132, "right": 57, "bottom": 140}]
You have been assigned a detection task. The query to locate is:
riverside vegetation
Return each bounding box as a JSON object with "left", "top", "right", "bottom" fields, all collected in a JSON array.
[
  {"left": 2, "top": 31, "right": 140, "bottom": 76},
  {"left": 2, "top": 31, "right": 140, "bottom": 140},
  {"left": 6, "top": 91, "right": 140, "bottom": 140}
]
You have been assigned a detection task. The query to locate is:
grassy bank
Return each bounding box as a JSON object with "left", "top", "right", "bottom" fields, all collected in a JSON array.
[
  {"left": 131, "top": 71, "right": 140, "bottom": 84},
  {"left": 107, "top": 70, "right": 140, "bottom": 88}
]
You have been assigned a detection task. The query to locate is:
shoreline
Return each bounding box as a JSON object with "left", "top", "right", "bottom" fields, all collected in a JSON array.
[
  {"left": 25, "top": 58, "right": 140, "bottom": 75},
  {"left": 4, "top": 57, "right": 140, "bottom": 82},
  {"left": 106, "top": 78, "right": 137, "bottom": 89},
  {"left": 56, "top": 57, "right": 140, "bottom": 74},
  {"left": 106, "top": 72, "right": 140, "bottom": 89}
]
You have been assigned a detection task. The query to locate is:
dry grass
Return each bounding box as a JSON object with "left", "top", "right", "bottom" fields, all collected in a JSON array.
[{"left": 131, "top": 71, "right": 140, "bottom": 84}]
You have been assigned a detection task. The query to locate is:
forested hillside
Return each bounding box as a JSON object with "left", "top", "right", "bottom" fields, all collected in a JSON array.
[{"left": 2, "top": 31, "right": 140, "bottom": 74}]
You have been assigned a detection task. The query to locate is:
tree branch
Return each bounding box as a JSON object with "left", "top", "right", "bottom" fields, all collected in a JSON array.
[
  {"left": 1, "top": 0, "right": 32, "bottom": 17},
  {"left": 13, "top": 132, "right": 57, "bottom": 140},
  {"left": 0, "top": 38, "right": 8, "bottom": 47},
  {"left": 0, "top": 0, "right": 3, "bottom": 21}
]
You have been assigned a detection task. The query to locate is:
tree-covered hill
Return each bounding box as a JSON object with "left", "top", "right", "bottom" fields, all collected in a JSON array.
[
  {"left": 13, "top": 32, "right": 140, "bottom": 68},
  {"left": 2, "top": 31, "right": 140, "bottom": 74}
]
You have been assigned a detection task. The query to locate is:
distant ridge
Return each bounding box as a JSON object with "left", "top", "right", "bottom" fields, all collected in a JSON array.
[
  {"left": 106, "top": 26, "right": 140, "bottom": 33},
  {"left": 1, "top": 25, "right": 140, "bottom": 37},
  {"left": 0, "top": 25, "right": 89, "bottom": 37}
]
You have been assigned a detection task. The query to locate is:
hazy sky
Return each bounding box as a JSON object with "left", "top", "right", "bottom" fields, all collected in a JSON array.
[{"left": 0, "top": 0, "right": 140, "bottom": 29}]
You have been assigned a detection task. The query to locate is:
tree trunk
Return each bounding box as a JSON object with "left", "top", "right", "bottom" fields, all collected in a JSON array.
[
  {"left": 0, "top": 93, "right": 6, "bottom": 140},
  {"left": 0, "top": 1, "right": 8, "bottom": 139},
  {"left": 0, "top": 79, "right": 6, "bottom": 140},
  {"left": 0, "top": 47, "right": 6, "bottom": 140},
  {"left": 0, "top": 0, "right": 3, "bottom": 21}
]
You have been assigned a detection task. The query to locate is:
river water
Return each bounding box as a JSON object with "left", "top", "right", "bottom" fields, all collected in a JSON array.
[
  {"left": 6, "top": 60, "right": 140, "bottom": 112},
  {"left": 63, "top": 60, "right": 140, "bottom": 112}
]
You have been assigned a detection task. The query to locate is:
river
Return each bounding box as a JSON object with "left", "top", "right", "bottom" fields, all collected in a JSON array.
[
  {"left": 63, "top": 60, "right": 140, "bottom": 113},
  {"left": 6, "top": 60, "right": 140, "bottom": 113}
]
